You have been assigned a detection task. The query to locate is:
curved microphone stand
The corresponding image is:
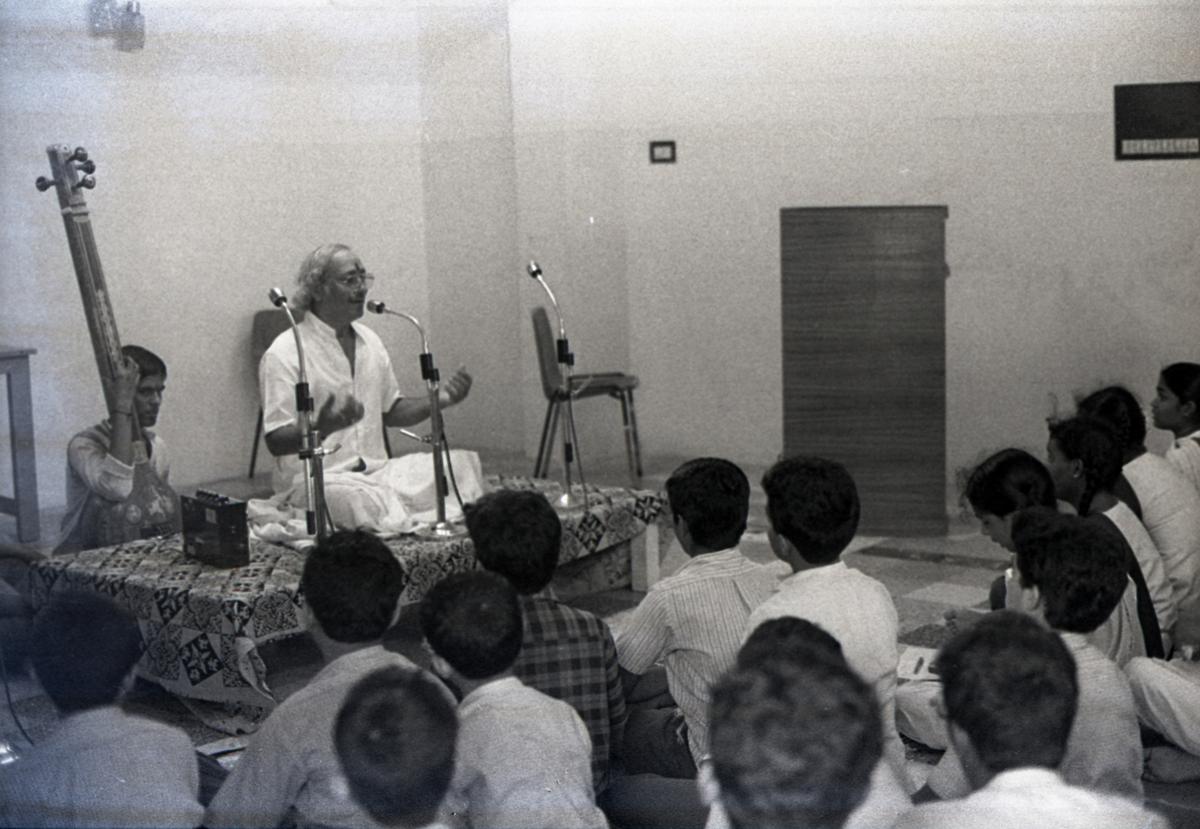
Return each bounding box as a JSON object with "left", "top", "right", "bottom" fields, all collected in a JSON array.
[
  {"left": 268, "top": 288, "right": 333, "bottom": 540},
  {"left": 527, "top": 262, "right": 589, "bottom": 512},
  {"left": 366, "top": 300, "right": 466, "bottom": 539}
]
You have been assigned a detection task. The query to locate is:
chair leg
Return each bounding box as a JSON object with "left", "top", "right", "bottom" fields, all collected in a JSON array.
[
  {"left": 618, "top": 392, "right": 638, "bottom": 486},
  {"left": 534, "top": 400, "right": 560, "bottom": 479},
  {"left": 249, "top": 408, "right": 264, "bottom": 478},
  {"left": 626, "top": 389, "right": 643, "bottom": 481}
]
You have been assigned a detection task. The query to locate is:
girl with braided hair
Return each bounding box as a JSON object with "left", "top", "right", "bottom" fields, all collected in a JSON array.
[
  {"left": 1077, "top": 385, "right": 1200, "bottom": 622},
  {"left": 1047, "top": 416, "right": 1171, "bottom": 657}
]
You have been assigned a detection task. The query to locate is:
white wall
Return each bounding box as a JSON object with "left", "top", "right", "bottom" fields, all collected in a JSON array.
[
  {"left": 0, "top": 1, "right": 523, "bottom": 513},
  {"left": 507, "top": 0, "right": 1200, "bottom": 501}
]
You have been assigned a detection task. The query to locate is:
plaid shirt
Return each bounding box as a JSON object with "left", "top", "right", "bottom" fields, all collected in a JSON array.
[{"left": 513, "top": 595, "right": 626, "bottom": 793}]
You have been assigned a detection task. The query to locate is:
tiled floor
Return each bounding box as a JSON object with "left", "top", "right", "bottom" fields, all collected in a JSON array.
[{"left": 2, "top": 452, "right": 1198, "bottom": 825}]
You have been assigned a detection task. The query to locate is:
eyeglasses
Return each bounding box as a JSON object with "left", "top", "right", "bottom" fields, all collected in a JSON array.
[{"left": 334, "top": 271, "right": 375, "bottom": 289}]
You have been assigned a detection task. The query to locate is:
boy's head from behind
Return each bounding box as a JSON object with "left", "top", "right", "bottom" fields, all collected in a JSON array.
[
  {"left": 707, "top": 657, "right": 881, "bottom": 829},
  {"left": 420, "top": 571, "right": 523, "bottom": 681},
  {"left": 666, "top": 458, "right": 750, "bottom": 553},
  {"left": 738, "top": 616, "right": 845, "bottom": 673},
  {"left": 335, "top": 665, "right": 457, "bottom": 828},
  {"left": 936, "top": 610, "right": 1077, "bottom": 787},
  {"left": 761, "top": 456, "right": 860, "bottom": 567},
  {"left": 300, "top": 529, "right": 407, "bottom": 643},
  {"left": 31, "top": 591, "right": 142, "bottom": 714},
  {"left": 1010, "top": 507, "right": 1127, "bottom": 635},
  {"left": 465, "top": 489, "right": 562, "bottom": 595}
]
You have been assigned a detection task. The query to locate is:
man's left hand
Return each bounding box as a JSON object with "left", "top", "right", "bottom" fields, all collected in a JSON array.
[{"left": 439, "top": 366, "right": 473, "bottom": 407}]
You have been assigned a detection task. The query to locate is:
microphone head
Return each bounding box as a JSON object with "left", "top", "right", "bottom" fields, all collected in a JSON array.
[
  {"left": 267, "top": 287, "right": 288, "bottom": 307},
  {"left": 527, "top": 261, "right": 542, "bottom": 279},
  {"left": 366, "top": 300, "right": 386, "bottom": 314}
]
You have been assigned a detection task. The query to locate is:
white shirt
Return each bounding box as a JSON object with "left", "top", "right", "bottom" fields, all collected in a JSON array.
[
  {"left": 450, "top": 676, "right": 607, "bottom": 829},
  {"left": 259, "top": 312, "right": 402, "bottom": 494},
  {"left": 1164, "top": 428, "right": 1200, "bottom": 496},
  {"left": 58, "top": 420, "right": 171, "bottom": 553},
  {"left": 1100, "top": 500, "right": 1176, "bottom": 647},
  {"left": 617, "top": 548, "right": 781, "bottom": 761},
  {"left": 1123, "top": 452, "right": 1200, "bottom": 613},
  {"left": 744, "top": 560, "right": 904, "bottom": 773},
  {"left": 894, "top": 768, "right": 1166, "bottom": 829},
  {"left": 0, "top": 706, "right": 202, "bottom": 829}
]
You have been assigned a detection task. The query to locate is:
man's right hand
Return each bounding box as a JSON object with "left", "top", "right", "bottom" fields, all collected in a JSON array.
[{"left": 316, "top": 392, "right": 365, "bottom": 435}]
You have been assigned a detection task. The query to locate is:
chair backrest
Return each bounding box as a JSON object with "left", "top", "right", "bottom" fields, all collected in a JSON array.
[
  {"left": 531, "top": 306, "right": 563, "bottom": 401},
  {"left": 251, "top": 308, "right": 304, "bottom": 370}
]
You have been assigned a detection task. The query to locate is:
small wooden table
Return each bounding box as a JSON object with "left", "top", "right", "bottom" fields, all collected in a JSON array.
[{"left": 0, "top": 346, "right": 38, "bottom": 542}]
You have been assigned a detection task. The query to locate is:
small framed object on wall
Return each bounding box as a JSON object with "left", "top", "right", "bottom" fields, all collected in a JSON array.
[
  {"left": 649, "top": 141, "right": 676, "bottom": 164},
  {"left": 1114, "top": 82, "right": 1200, "bottom": 160}
]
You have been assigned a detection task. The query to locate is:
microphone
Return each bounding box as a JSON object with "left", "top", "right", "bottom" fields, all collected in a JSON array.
[
  {"left": 365, "top": 300, "right": 430, "bottom": 357},
  {"left": 268, "top": 287, "right": 289, "bottom": 308},
  {"left": 527, "top": 261, "right": 542, "bottom": 279}
]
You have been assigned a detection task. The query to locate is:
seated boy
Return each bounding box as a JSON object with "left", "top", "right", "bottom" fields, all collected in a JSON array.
[
  {"left": 465, "top": 488, "right": 625, "bottom": 794},
  {"left": 703, "top": 640, "right": 883, "bottom": 829},
  {"left": 0, "top": 591, "right": 203, "bottom": 828},
  {"left": 420, "top": 571, "right": 607, "bottom": 829},
  {"left": 334, "top": 665, "right": 458, "bottom": 829},
  {"left": 707, "top": 618, "right": 911, "bottom": 829},
  {"left": 616, "top": 457, "right": 780, "bottom": 779},
  {"left": 923, "top": 508, "right": 1145, "bottom": 802},
  {"left": 205, "top": 529, "right": 417, "bottom": 829},
  {"left": 58, "top": 344, "right": 178, "bottom": 553},
  {"left": 895, "top": 611, "right": 1166, "bottom": 828},
  {"left": 744, "top": 455, "right": 906, "bottom": 779}
]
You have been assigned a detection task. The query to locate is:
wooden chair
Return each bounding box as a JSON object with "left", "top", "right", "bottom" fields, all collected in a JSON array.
[
  {"left": 532, "top": 306, "right": 642, "bottom": 484},
  {"left": 248, "top": 309, "right": 298, "bottom": 478}
]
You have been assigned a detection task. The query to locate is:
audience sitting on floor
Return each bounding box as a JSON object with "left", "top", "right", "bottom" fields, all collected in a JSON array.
[
  {"left": 465, "top": 488, "right": 625, "bottom": 795},
  {"left": 333, "top": 665, "right": 458, "bottom": 829},
  {"left": 703, "top": 628, "right": 884, "bottom": 829},
  {"left": 922, "top": 507, "right": 1146, "bottom": 803},
  {"left": 614, "top": 457, "right": 780, "bottom": 780},
  {"left": 894, "top": 610, "right": 1167, "bottom": 829},
  {"left": 1047, "top": 414, "right": 1170, "bottom": 657},
  {"left": 0, "top": 591, "right": 204, "bottom": 829},
  {"left": 702, "top": 617, "right": 911, "bottom": 829},
  {"left": 205, "top": 529, "right": 418, "bottom": 829},
  {"left": 744, "top": 455, "right": 908, "bottom": 784},
  {"left": 420, "top": 570, "right": 607, "bottom": 829},
  {"left": 1076, "top": 384, "right": 1200, "bottom": 622}
]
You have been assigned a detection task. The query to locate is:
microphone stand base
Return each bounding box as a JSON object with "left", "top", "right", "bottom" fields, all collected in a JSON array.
[
  {"left": 416, "top": 521, "right": 468, "bottom": 540},
  {"left": 552, "top": 488, "right": 588, "bottom": 515}
]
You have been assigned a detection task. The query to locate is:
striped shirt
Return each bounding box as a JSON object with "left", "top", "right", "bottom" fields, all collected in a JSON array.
[
  {"left": 616, "top": 547, "right": 781, "bottom": 761},
  {"left": 513, "top": 595, "right": 625, "bottom": 793}
]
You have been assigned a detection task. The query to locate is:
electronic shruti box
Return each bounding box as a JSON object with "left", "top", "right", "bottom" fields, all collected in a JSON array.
[{"left": 182, "top": 490, "right": 249, "bottom": 568}]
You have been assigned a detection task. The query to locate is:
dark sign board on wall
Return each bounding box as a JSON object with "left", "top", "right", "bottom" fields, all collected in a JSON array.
[{"left": 1114, "top": 82, "right": 1200, "bottom": 160}]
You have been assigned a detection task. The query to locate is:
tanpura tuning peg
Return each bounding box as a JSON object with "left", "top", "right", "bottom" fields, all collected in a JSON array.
[
  {"left": 79, "top": 160, "right": 96, "bottom": 174},
  {"left": 35, "top": 176, "right": 57, "bottom": 192},
  {"left": 69, "top": 147, "right": 89, "bottom": 163},
  {"left": 75, "top": 176, "right": 97, "bottom": 190}
]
